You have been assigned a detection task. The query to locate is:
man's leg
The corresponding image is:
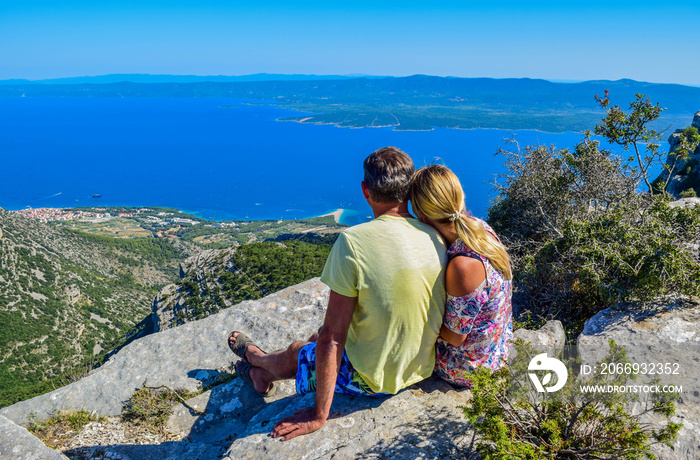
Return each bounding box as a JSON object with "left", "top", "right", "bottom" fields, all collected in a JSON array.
[{"left": 230, "top": 332, "right": 309, "bottom": 393}]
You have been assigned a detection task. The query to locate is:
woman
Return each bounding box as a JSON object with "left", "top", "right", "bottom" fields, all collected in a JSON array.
[{"left": 410, "top": 164, "right": 512, "bottom": 387}]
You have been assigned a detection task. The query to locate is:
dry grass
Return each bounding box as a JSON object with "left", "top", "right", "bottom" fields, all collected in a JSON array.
[{"left": 28, "top": 410, "right": 103, "bottom": 449}]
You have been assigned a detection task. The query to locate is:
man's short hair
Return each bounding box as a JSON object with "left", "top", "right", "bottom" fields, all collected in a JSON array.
[{"left": 363, "top": 147, "right": 415, "bottom": 203}]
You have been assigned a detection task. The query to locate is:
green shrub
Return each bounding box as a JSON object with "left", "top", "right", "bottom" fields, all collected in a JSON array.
[
  {"left": 489, "top": 133, "right": 641, "bottom": 254},
  {"left": 513, "top": 200, "right": 700, "bottom": 331},
  {"left": 679, "top": 188, "right": 697, "bottom": 198},
  {"left": 464, "top": 341, "right": 681, "bottom": 459}
]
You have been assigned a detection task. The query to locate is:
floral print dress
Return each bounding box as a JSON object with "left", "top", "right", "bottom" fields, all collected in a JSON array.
[{"left": 434, "top": 222, "right": 513, "bottom": 388}]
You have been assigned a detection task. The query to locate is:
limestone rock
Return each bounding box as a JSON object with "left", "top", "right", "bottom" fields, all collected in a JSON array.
[
  {"left": 173, "top": 376, "right": 473, "bottom": 460},
  {"left": 150, "top": 283, "right": 182, "bottom": 332},
  {"left": 669, "top": 197, "right": 700, "bottom": 209},
  {"left": 511, "top": 320, "right": 565, "bottom": 359},
  {"left": 1, "top": 278, "right": 329, "bottom": 426},
  {"left": 220, "top": 378, "right": 474, "bottom": 460},
  {"left": 43, "top": 377, "right": 476, "bottom": 460},
  {"left": 64, "top": 285, "right": 81, "bottom": 306},
  {"left": 178, "top": 248, "right": 236, "bottom": 279},
  {"left": 12, "top": 273, "right": 679, "bottom": 459},
  {"left": 577, "top": 297, "right": 700, "bottom": 460},
  {"left": 0, "top": 415, "right": 68, "bottom": 460}
]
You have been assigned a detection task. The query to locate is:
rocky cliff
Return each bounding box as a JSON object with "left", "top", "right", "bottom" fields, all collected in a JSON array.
[
  {"left": 0, "top": 278, "right": 479, "bottom": 459},
  {"left": 663, "top": 111, "right": 700, "bottom": 197},
  {"left": 1, "top": 275, "right": 696, "bottom": 459},
  {"left": 151, "top": 248, "right": 238, "bottom": 331},
  {"left": 0, "top": 415, "right": 68, "bottom": 460}
]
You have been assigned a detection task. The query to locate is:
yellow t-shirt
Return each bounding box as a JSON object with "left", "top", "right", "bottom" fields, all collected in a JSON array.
[{"left": 320, "top": 215, "right": 447, "bottom": 394}]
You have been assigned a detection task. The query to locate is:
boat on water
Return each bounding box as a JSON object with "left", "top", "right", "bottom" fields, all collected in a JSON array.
[{"left": 92, "top": 194, "right": 102, "bottom": 198}]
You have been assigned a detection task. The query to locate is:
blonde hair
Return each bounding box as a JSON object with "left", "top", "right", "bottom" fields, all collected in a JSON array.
[{"left": 410, "top": 165, "right": 512, "bottom": 280}]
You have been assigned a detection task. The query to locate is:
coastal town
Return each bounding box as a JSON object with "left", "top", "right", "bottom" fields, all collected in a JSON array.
[
  {"left": 10, "top": 206, "right": 342, "bottom": 246},
  {"left": 13, "top": 207, "right": 142, "bottom": 223},
  {"left": 12, "top": 206, "right": 220, "bottom": 226}
]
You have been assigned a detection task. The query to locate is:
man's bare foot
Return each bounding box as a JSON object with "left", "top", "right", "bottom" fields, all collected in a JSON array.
[
  {"left": 235, "top": 360, "right": 275, "bottom": 395},
  {"left": 229, "top": 331, "right": 265, "bottom": 362}
]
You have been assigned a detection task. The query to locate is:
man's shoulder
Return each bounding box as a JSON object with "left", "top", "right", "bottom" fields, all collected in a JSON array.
[
  {"left": 341, "top": 216, "right": 433, "bottom": 234},
  {"left": 337, "top": 219, "right": 375, "bottom": 240},
  {"left": 341, "top": 217, "right": 445, "bottom": 246}
]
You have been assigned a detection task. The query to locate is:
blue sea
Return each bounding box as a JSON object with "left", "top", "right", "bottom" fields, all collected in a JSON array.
[{"left": 0, "top": 97, "right": 585, "bottom": 225}]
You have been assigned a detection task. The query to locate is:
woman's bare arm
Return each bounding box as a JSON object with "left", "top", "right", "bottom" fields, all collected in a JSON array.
[{"left": 439, "top": 256, "right": 486, "bottom": 347}]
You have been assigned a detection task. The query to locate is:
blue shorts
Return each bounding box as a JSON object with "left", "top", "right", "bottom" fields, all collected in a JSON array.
[{"left": 295, "top": 342, "right": 388, "bottom": 397}]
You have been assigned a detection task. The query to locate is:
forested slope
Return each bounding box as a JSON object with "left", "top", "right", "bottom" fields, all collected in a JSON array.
[{"left": 0, "top": 209, "right": 190, "bottom": 406}]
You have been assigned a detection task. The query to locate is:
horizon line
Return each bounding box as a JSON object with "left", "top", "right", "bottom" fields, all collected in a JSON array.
[{"left": 2, "top": 73, "right": 700, "bottom": 88}]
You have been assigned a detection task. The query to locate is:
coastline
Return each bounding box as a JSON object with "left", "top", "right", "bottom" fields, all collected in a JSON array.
[
  {"left": 7, "top": 204, "right": 354, "bottom": 226},
  {"left": 276, "top": 116, "right": 593, "bottom": 134},
  {"left": 231, "top": 99, "right": 587, "bottom": 134},
  {"left": 318, "top": 208, "right": 344, "bottom": 224}
]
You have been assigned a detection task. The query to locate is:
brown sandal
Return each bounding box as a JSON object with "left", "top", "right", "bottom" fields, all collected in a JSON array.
[
  {"left": 235, "top": 360, "right": 276, "bottom": 396},
  {"left": 228, "top": 331, "right": 265, "bottom": 360}
]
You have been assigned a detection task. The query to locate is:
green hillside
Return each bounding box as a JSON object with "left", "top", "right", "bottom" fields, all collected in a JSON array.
[
  {"left": 0, "top": 209, "right": 190, "bottom": 407},
  {"left": 0, "top": 207, "right": 344, "bottom": 407}
]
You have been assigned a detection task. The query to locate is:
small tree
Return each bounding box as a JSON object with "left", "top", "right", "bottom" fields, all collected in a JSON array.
[{"left": 593, "top": 91, "right": 664, "bottom": 194}]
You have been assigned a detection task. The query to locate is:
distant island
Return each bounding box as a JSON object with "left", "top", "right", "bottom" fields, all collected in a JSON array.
[{"left": 2, "top": 75, "right": 699, "bottom": 132}]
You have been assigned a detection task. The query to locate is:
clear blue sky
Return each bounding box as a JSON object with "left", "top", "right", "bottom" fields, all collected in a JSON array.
[{"left": 2, "top": 1, "right": 699, "bottom": 85}]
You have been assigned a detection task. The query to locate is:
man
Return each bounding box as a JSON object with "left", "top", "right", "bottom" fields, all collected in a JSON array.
[{"left": 228, "top": 146, "right": 446, "bottom": 440}]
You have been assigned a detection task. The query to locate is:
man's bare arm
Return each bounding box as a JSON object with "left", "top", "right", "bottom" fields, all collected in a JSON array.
[{"left": 270, "top": 290, "right": 356, "bottom": 441}]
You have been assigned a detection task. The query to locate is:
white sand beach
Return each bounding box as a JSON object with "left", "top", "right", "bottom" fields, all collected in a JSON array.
[{"left": 319, "top": 208, "right": 344, "bottom": 223}]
